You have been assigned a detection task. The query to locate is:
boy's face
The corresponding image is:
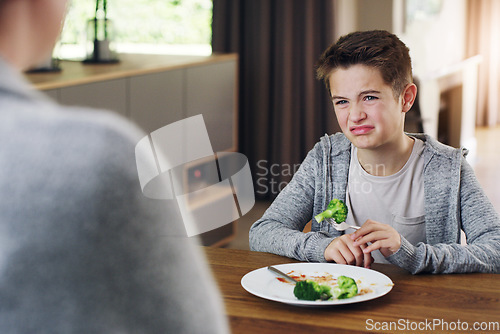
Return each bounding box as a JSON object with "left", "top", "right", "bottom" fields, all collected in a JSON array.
[{"left": 329, "top": 64, "right": 406, "bottom": 151}]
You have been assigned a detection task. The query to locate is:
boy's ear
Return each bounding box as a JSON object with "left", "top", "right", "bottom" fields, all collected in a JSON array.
[{"left": 401, "top": 83, "right": 417, "bottom": 113}]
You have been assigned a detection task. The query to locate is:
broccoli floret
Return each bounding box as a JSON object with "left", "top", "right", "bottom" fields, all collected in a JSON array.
[
  {"left": 293, "top": 280, "right": 332, "bottom": 301},
  {"left": 315, "top": 199, "right": 348, "bottom": 223},
  {"left": 332, "top": 275, "right": 358, "bottom": 299}
]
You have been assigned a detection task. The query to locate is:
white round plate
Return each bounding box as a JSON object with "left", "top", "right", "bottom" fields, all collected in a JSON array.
[{"left": 241, "top": 263, "right": 394, "bottom": 306}]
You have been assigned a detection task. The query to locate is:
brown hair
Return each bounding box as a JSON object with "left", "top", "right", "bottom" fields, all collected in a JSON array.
[{"left": 315, "top": 30, "right": 413, "bottom": 98}]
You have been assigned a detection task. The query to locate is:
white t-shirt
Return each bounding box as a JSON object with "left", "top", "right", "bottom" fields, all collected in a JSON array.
[{"left": 345, "top": 137, "right": 426, "bottom": 263}]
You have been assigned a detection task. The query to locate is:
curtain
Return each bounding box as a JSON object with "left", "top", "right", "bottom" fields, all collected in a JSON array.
[
  {"left": 212, "top": 0, "right": 339, "bottom": 199},
  {"left": 466, "top": 0, "right": 500, "bottom": 126}
]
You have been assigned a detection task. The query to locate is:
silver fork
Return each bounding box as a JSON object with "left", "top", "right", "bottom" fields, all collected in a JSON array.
[{"left": 325, "top": 218, "right": 361, "bottom": 231}]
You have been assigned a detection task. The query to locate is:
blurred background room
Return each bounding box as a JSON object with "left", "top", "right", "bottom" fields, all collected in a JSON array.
[{"left": 26, "top": 0, "right": 500, "bottom": 250}]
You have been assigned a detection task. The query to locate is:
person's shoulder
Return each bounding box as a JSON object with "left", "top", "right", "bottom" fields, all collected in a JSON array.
[
  {"left": 60, "top": 106, "right": 146, "bottom": 173},
  {"left": 24, "top": 100, "right": 145, "bottom": 165},
  {"left": 53, "top": 104, "right": 144, "bottom": 146},
  {"left": 409, "top": 133, "right": 467, "bottom": 168},
  {"left": 15, "top": 100, "right": 145, "bottom": 178}
]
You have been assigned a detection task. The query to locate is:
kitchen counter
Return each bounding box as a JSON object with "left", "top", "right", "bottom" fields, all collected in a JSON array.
[{"left": 26, "top": 53, "right": 238, "bottom": 90}]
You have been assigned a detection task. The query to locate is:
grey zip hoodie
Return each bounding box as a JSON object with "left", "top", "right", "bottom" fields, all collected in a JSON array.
[{"left": 250, "top": 133, "right": 500, "bottom": 274}]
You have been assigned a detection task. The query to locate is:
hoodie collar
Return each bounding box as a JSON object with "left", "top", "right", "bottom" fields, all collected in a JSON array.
[{"left": 320, "top": 132, "right": 351, "bottom": 156}]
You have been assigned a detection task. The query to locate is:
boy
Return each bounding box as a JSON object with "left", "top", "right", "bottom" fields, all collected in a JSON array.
[
  {"left": 249, "top": 30, "right": 500, "bottom": 274},
  {"left": 0, "top": 0, "right": 228, "bottom": 332}
]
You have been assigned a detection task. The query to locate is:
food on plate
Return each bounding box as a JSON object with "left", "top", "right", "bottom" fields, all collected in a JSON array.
[
  {"left": 314, "top": 199, "right": 348, "bottom": 224},
  {"left": 332, "top": 275, "right": 358, "bottom": 299},
  {"left": 293, "top": 280, "right": 332, "bottom": 301},
  {"left": 292, "top": 274, "right": 358, "bottom": 301}
]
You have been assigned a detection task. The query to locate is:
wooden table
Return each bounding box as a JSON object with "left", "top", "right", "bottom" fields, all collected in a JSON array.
[{"left": 204, "top": 247, "right": 500, "bottom": 334}]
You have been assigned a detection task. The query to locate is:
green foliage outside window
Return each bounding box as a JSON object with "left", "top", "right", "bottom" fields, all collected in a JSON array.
[{"left": 59, "top": 0, "right": 213, "bottom": 58}]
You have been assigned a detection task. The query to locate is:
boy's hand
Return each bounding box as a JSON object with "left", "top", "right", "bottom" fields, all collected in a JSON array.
[
  {"left": 324, "top": 234, "right": 374, "bottom": 268},
  {"left": 350, "top": 220, "right": 401, "bottom": 257}
]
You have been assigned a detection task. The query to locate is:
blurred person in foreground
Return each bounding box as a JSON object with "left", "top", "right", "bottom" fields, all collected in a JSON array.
[{"left": 0, "top": 0, "right": 229, "bottom": 333}]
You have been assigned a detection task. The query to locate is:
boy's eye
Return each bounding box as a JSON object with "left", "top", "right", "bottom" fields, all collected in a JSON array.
[
  {"left": 364, "top": 96, "right": 378, "bottom": 101},
  {"left": 334, "top": 100, "right": 348, "bottom": 106}
]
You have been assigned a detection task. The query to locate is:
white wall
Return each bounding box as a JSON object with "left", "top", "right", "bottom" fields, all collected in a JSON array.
[
  {"left": 399, "top": 0, "right": 475, "bottom": 150},
  {"left": 399, "top": 0, "right": 467, "bottom": 79},
  {"left": 335, "top": 0, "right": 467, "bottom": 78}
]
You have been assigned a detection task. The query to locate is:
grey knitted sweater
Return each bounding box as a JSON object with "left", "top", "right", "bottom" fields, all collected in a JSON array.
[
  {"left": 250, "top": 133, "right": 500, "bottom": 274},
  {"left": 0, "top": 59, "right": 229, "bottom": 333}
]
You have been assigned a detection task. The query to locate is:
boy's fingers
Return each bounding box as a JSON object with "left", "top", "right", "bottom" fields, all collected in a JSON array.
[
  {"left": 327, "top": 236, "right": 373, "bottom": 267},
  {"left": 350, "top": 220, "right": 378, "bottom": 240},
  {"left": 363, "top": 240, "right": 382, "bottom": 253},
  {"left": 360, "top": 243, "right": 374, "bottom": 268},
  {"left": 347, "top": 242, "right": 366, "bottom": 267},
  {"left": 352, "top": 232, "right": 378, "bottom": 246},
  {"left": 329, "top": 239, "right": 350, "bottom": 264}
]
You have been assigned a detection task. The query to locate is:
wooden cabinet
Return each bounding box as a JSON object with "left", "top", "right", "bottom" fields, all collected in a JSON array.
[
  {"left": 26, "top": 53, "right": 239, "bottom": 246},
  {"left": 186, "top": 61, "right": 237, "bottom": 152},
  {"left": 59, "top": 79, "right": 128, "bottom": 117},
  {"left": 129, "top": 69, "right": 184, "bottom": 133}
]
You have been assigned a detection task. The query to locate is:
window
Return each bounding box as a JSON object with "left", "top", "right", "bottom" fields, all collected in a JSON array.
[{"left": 58, "top": 0, "right": 213, "bottom": 60}]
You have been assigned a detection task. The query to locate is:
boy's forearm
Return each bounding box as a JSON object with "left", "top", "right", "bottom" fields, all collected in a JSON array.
[
  {"left": 387, "top": 236, "right": 500, "bottom": 274},
  {"left": 249, "top": 219, "right": 334, "bottom": 262}
]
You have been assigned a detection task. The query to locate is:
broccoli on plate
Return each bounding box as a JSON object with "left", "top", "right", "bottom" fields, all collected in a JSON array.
[
  {"left": 293, "top": 276, "right": 358, "bottom": 301},
  {"left": 332, "top": 276, "right": 358, "bottom": 299},
  {"left": 293, "top": 280, "right": 332, "bottom": 301},
  {"left": 314, "top": 199, "right": 348, "bottom": 224}
]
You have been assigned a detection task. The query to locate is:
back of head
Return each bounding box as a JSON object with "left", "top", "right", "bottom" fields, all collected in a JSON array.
[{"left": 316, "top": 30, "right": 413, "bottom": 98}]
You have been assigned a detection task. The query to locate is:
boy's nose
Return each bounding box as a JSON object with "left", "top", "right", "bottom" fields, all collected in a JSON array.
[{"left": 349, "top": 104, "right": 367, "bottom": 123}]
